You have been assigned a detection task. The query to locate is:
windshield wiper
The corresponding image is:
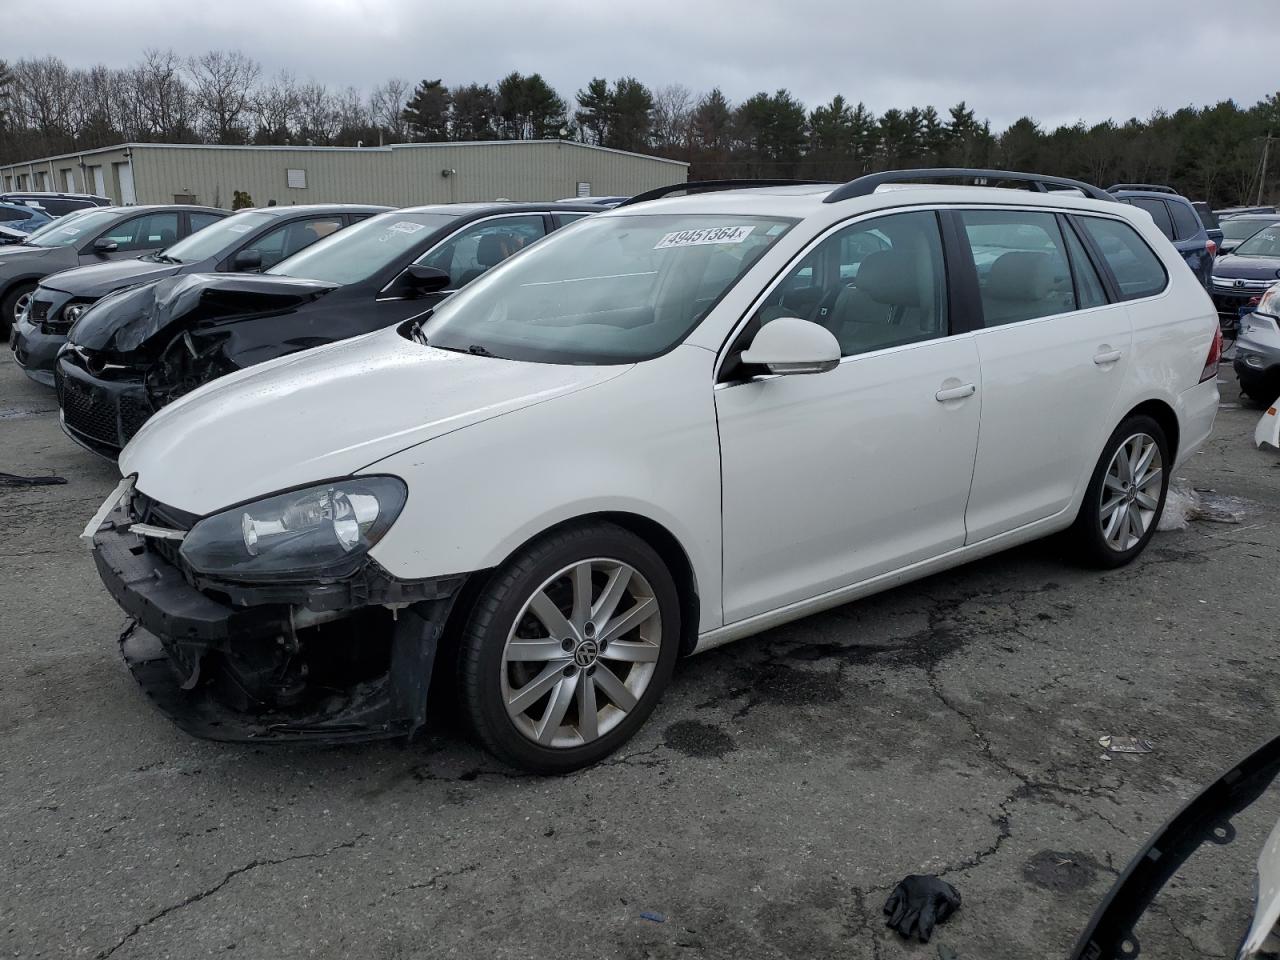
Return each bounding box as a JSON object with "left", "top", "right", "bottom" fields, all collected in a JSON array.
[
  {"left": 150, "top": 253, "right": 182, "bottom": 264},
  {"left": 428, "top": 341, "right": 497, "bottom": 358}
]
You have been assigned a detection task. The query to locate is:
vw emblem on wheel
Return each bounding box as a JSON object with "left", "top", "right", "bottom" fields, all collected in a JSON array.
[{"left": 573, "top": 639, "right": 599, "bottom": 668}]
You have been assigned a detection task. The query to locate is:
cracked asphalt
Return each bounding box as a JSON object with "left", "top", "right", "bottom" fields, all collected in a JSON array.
[{"left": 2, "top": 349, "right": 1279, "bottom": 960}]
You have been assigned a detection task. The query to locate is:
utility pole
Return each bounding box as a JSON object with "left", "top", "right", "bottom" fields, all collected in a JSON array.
[{"left": 1258, "top": 131, "right": 1274, "bottom": 207}]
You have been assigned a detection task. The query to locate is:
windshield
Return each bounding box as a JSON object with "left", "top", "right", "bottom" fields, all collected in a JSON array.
[
  {"left": 160, "top": 211, "right": 273, "bottom": 263},
  {"left": 267, "top": 211, "right": 457, "bottom": 285},
  {"left": 1236, "top": 225, "right": 1280, "bottom": 259},
  {"left": 1223, "top": 218, "right": 1277, "bottom": 242},
  {"left": 25, "top": 208, "right": 120, "bottom": 248},
  {"left": 421, "top": 213, "right": 795, "bottom": 364}
]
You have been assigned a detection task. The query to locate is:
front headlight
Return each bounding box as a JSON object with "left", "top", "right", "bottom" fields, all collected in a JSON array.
[
  {"left": 62, "top": 302, "right": 87, "bottom": 326},
  {"left": 1257, "top": 283, "right": 1280, "bottom": 320},
  {"left": 179, "top": 476, "right": 407, "bottom": 580}
]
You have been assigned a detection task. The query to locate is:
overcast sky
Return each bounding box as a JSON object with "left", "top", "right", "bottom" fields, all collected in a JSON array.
[{"left": 14, "top": 0, "right": 1280, "bottom": 130}]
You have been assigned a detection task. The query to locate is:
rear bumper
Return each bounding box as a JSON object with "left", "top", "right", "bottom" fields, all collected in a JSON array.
[
  {"left": 1174, "top": 376, "right": 1219, "bottom": 468},
  {"left": 92, "top": 495, "right": 463, "bottom": 743}
]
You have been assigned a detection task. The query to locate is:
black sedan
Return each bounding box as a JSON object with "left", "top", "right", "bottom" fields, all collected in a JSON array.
[
  {"left": 0, "top": 204, "right": 226, "bottom": 334},
  {"left": 1210, "top": 222, "right": 1280, "bottom": 333},
  {"left": 12, "top": 203, "right": 388, "bottom": 386},
  {"left": 56, "top": 201, "right": 599, "bottom": 458}
]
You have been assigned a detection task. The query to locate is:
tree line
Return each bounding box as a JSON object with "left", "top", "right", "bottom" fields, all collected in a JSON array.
[{"left": 2, "top": 50, "right": 1277, "bottom": 206}]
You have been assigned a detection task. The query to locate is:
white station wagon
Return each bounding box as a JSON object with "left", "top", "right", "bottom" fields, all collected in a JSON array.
[{"left": 88, "top": 170, "right": 1221, "bottom": 771}]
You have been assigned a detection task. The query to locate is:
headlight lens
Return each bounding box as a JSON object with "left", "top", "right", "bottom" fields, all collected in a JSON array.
[
  {"left": 62, "top": 302, "right": 86, "bottom": 325},
  {"left": 179, "top": 476, "right": 407, "bottom": 580},
  {"left": 1257, "top": 283, "right": 1280, "bottom": 320}
]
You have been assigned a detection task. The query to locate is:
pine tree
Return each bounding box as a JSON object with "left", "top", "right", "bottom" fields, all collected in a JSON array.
[
  {"left": 575, "top": 77, "right": 612, "bottom": 145},
  {"left": 402, "top": 79, "right": 450, "bottom": 141}
]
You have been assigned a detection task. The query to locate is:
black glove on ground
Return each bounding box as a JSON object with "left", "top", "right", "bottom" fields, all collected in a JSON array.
[{"left": 883, "top": 874, "right": 961, "bottom": 942}]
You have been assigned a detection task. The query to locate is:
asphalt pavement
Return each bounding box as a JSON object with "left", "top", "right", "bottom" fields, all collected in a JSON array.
[{"left": 2, "top": 349, "right": 1278, "bottom": 960}]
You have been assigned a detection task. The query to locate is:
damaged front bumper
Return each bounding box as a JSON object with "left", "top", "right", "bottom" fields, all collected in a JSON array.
[{"left": 92, "top": 493, "right": 465, "bottom": 743}]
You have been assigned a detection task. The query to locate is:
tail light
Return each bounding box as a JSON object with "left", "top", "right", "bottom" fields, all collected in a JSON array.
[
  {"left": 1206, "top": 239, "right": 1217, "bottom": 257},
  {"left": 1200, "top": 326, "right": 1223, "bottom": 383}
]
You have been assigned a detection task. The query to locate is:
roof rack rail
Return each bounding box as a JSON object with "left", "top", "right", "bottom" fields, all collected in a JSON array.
[
  {"left": 617, "top": 179, "right": 830, "bottom": 207},
  {"left": 823, "top": 168, "right": 1115, "bottom": 204},
  {"left": 1107, "top": 183, "right": 1178, "bottom": 194}
]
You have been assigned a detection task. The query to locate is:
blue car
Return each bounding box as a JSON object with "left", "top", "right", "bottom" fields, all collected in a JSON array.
[
  {"left": 1107, "top": 184, "right": 1216, "bottom": 288},
  {"left": 0, "top": 202, "right": 53, "bottom": 244}
]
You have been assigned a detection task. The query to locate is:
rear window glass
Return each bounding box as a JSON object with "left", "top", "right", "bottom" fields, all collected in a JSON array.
[
  {"left": 1169, "top": 202, "right": 1201, "bottom": 242},
  {"left": 1129, "top": 198, "right": 1175, "bottom": 241},
  {"left": 1077, "top": 216, "right": 1168, "bottom": 300}
]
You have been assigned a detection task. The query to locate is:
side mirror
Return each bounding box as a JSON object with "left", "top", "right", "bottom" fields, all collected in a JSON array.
[
  {"left": 740, "top": 317, "right": 840, "bottom": 376},
  {"left": 93, "top": 238, "right": 118, "bottom": 254},
  {"left": 404, "top": 264, "right": 451, "bottom": 294},
  {"left": 232, "top": 249, "right": 263, "bottom": 271}
]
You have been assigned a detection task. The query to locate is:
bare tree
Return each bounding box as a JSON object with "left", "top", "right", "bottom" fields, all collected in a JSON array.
[
  {"left": 253, "top": 70, "right": 301, "bottom": 143},
  {"left": 333, "top": 85, "right": 372, "bottom": 145},
  {"left": 368, "top": 77, "right": 410, "bottom": 143},
  {"left": 651, "top": 83, "right": 694, "bottom": 153},
  {"left": 297, "top": 81, "right": 339, "bottom": 144},
  {"left": 187, "top": 49, "right": 260, "bottom": 144},
  {"left": 133, "top": 49, "right": 197, "bottom": 141},
  {"left": 9, "top": 56, "right": 77, "bottom": 152}
]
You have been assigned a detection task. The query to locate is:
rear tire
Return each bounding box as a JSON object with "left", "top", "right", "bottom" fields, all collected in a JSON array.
[
  {"left": 457, "top": 522, "right": 680, "bottom": 774},
  {"left": 1068, "top": 415, "right": 1170, "bottom": 569},
  {"left": 1, "top": 282, "right": 35, "bottom": 337}
]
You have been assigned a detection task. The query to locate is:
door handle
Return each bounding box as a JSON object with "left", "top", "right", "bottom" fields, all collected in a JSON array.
[
  {"left": 935, "top": 383, "right": 976, "bottom": 402},
  {"left": 1093, "top": 349, "right": 1123, "bottom": 365}
]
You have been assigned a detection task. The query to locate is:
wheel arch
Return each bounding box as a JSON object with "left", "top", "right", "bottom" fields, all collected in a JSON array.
[
  {"left": 1120, "top": 397, "right": 1180, "bottom": 461},
  {"left": 452, "top": 510, "right": 702, "bottom": 658}
]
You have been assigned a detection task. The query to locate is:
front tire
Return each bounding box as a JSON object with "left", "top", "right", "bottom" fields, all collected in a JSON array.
[
  {"left": 1068, "top": 415, "right": 1170, "bottom": 568},
  {"left": 457, "top": 522, "right": 680, "bottom": 773},
  {"left": 1, "top": 282, "right": 35, "bottom": 336}
]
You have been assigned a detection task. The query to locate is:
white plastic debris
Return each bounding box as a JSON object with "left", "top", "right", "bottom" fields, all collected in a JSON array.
[
  {"left": 1099, "top": 735, "right": 1154, "bottom": 754},
  {"left": 1158, "top": 481, "right": 1247, "bottom": 530},
  {"left": 1257, "top": 404, "right": 1280, "bottom": 451}
]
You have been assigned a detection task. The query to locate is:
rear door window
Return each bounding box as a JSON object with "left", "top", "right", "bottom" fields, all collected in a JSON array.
[
  {"left": 189, "top": 211, "right": 224, "bottom": 233},
  {"left": 1129, "top": 197, "right": 1175, "bottom": 241},
  {"left": 959, "top": 210, "right": 1076, "bottom": 325},
  {"left": 1061, "top": 221, "right": 1109, "bottom": 309},
  {"left": 1169, "top": 202, "right": 1201, "bottom": 242},
  {"left": 1076, "top": 216, "right": 1169, "bottom": 300}
]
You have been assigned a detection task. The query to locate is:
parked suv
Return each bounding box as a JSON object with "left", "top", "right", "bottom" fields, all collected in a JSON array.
[
  {"left": 56, "top": 201, "right": 599, "bottom": 457},
  {"left": 12, "top": 204, "right": 388, "bottom": 386},
  {"left": 0, "top": 191, "right": 112, "bottom": 216},
  {"left": 1107, "top": 184, "right": 1216, "bottom": 287},
  {"left": 86, "top": 170, "right": 1219, "bottom": 771},
  {"left": 0, "top": 204, "right": 227, "bottom": 334}
]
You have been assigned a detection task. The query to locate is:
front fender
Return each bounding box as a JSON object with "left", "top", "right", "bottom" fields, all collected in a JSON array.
[{"left": 363, "top": 345, "right": 725, "bottom": 633}]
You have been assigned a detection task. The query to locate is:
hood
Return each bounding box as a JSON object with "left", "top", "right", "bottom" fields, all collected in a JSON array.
[
  {"left": 42, "top": 257, "right": 182, "bottom": 297},
  {"left": 121, "top": 326, "right": 629, "bottom": 514},
  {"left": 69, "top": 271, "right": 337, "bottom": 356},
  {"left": 1212, "top": 254, "right": 1280, "bottom": 282},
  {"left": 0, "top": 244, "right": 63, "bottom": 266}
]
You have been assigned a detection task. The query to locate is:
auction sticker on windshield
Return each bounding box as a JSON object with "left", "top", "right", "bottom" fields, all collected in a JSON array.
[
  {"left": 655, "top": 225, "right": 755, "bottom": 249},
  {"left": 387, "top": 221, "right": 428, "bottom": 235}
]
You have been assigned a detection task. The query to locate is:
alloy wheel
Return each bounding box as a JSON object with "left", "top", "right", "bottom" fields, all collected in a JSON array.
[
  {"left": 13, "top": 291, "right": 31, "bottom": 324},
  {"left": 501, "top": 558, "right": 663, "bottom": 748},
  {"left": 1099, "top": 432, "right": 1163, "bottom": 552}
]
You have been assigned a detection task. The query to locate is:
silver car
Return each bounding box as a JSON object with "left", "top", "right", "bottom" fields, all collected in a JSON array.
[{"left": 1235, "top": 282, "right": 1280, "bottom": 405}]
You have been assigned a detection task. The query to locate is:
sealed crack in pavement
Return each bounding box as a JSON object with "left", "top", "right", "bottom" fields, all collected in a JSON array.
[{"left": 95, "top": 834, "right": 370, "bottom": 958}]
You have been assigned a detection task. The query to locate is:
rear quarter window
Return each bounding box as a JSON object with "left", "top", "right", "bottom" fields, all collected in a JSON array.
[
  {"left": 1076, "top": 216, "right": 1169, "bottom": 301},
  {"left": 1169, "top": 201, "right": 1202, "bottom": 242},
  {"left": 1129, "top": 197, "right": 1175, "bottom": 241}
]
